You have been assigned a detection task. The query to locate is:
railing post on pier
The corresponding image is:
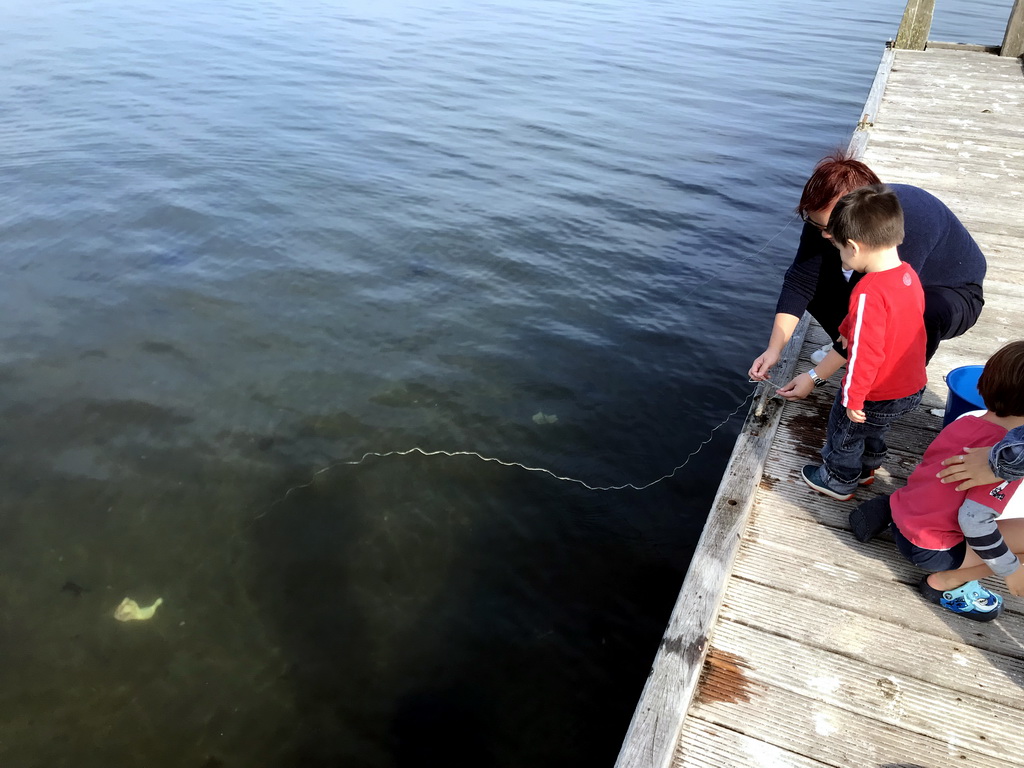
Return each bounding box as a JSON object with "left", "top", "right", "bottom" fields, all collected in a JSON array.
[
  {"left": 1002, "top": 0, "right": 1024, "bottom": 57},
  {"left": 894, "top": 0, "right": 935, "bottom": 50}
]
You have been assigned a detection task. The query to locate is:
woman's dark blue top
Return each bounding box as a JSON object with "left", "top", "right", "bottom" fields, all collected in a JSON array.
[{"left": 775, "top": 183, "right": 987, "bottom": 318}]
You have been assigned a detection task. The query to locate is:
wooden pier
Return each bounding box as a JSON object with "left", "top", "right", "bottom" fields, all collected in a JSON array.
[{"left": 617, "top": 3, "right": 1024, "bottom": 767}]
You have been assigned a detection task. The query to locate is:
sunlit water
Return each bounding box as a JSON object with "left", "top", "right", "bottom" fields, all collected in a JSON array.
[{"left": 0, "top": 1, "right": 1013, "bottom": 765}]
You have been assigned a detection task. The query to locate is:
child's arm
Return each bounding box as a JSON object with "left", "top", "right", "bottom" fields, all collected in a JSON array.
[
  {"left": 839, "top": 292, "right": 886, "bottom": 413},
  {"left": 959, "top": 497, "right": 1022, "bottom": 593}
]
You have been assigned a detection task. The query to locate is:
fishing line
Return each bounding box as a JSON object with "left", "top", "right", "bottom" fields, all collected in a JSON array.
[
  {"left": 257, "top": 387, "right": 757, "bottom": 518},
  {"left": 256, "top": 216, "right": 798, "bottom": 518}
]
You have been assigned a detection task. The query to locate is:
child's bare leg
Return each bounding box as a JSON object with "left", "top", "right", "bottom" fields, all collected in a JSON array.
[
  {"left": 927, "top": 564, "right": 994, "bottom": 592},
  {"left": 927, "top": 519, "right": 1024, "bottom": 591}
]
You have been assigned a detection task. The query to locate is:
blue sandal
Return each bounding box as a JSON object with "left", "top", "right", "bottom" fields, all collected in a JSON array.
[{"left": 918, "top": 576, "right": 1003, "bottom": 622}]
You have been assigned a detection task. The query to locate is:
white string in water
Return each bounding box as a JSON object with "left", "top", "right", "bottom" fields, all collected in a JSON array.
[
  {"left": 259, "top": 388, "right": 756, "bottom": 517},
  {"left": 259, "top": 216, "right": 795, "bottom": 516}
]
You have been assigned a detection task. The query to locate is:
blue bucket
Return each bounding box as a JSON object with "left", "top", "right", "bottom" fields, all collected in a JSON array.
[{"left": 943, "top": 365, "right": 986, "bottom": 426}]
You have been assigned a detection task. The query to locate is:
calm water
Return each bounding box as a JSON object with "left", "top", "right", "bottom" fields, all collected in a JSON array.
[{"left": 0, "top": 1, "right": 1013, "bottom": 765}]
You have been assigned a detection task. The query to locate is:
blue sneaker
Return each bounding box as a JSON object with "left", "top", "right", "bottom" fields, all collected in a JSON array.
[
  {"left": 801, "top": 464, "right": 855, "bottom": 501},
  {"left": 919, "top": 576, "right": 1003, "bottom": 622}
]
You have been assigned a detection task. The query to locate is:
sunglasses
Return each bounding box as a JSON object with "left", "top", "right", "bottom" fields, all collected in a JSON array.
[{"left": 800, "top": 211, "right": 829, "bottom": 232}]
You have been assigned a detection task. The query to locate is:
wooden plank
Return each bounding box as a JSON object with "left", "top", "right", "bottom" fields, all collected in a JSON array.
[
  {"left": 847, "top": 44, "right": 896, "bottom": 159},
  {"left": 615, "top": 321, "right": 811, "bottom": 768},
  {"left": 744, "top": 498, "right": 1024, "bottom": 616},
  {"left": 719, "top": 578, "right": 1024, "bottom": 710},
  {"left": 928, "top": 41, "right": 1002, "bottom": 53},
  {"left": 701, "top": 620, "right": 1024, "bottom": 760},
  {"left": 688, "top": 668, "right": 1007, "bottom": 768},
  {"left": 675, "top": 719, "right": 835, "bottom": 768},
  {"left": 730, "top": 539, "right": 1024, "bottom": 654}
]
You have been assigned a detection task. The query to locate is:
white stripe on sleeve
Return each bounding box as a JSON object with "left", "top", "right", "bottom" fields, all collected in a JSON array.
[{"left": 842, "top": 293, "right": 867, "bottom": 408}]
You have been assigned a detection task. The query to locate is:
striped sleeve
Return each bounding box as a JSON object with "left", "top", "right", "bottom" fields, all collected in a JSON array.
[
  {"left": 841, "top": 291, "right": 885, "bottom": 411},
  {"left": 958, "top": 498, "right": 1020, "bottom": 577}
]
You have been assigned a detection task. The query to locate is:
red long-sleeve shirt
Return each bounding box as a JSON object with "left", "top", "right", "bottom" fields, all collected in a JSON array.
[{"left": 838, "top": 262, "right": 927, "bottom": 411}]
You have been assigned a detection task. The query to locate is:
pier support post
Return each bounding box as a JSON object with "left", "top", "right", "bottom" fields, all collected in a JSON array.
[
  {"left": 894, "top": 0, "right": 935, "bottom": 50},
  {"left": 1002, "top": 0, "right": 1024, "bottom": 57}
]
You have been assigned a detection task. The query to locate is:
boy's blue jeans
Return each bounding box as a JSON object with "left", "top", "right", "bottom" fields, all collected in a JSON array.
[{"left": 819, "top": 387, "right": 925, "bottom": 494}]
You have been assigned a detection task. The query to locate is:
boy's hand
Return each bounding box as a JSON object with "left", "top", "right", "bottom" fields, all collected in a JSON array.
[
  {"left": 1005, "top": 566, "right": 1024, "bottom": 597},
  {"left": 938, "top": 445, "right": 1000, "bottom": 490},
  {"left": 776, "top": 373, "right": 814, "bottom": 401},
  {"left": 847, "top": 407, "right": 866, "bottom": 423},
  {"left": 839, "top": 334, "right": 848, "bottom": 349},
  {"left": 748, "top": 349, "right": 779, "bottom": 382}
]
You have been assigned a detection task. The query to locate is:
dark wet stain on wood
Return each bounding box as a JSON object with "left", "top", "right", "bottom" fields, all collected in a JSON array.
[
  {"left": 785, "top": 410, "right": 830, "bottom": 460},
  {"left": 759, "top": 473, "right": 779, "bottom": 491},
  {"left": 695, "top": 648, "right": 754, "bottom": 705}
]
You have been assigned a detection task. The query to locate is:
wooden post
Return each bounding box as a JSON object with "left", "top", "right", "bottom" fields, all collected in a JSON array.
[
  {"left": 894, "top": 0, "right": 935, "bottom": 50},
  {"left": 1002, "top": 0, "right": 1024, "bottom": 57}
]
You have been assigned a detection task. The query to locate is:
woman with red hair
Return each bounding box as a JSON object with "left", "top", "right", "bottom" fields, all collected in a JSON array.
[{"left": 748, "top": 151, "right": 986, "bottom": 392}]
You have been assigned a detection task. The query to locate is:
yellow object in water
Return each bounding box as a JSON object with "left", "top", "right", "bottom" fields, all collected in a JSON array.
[{"left": 113, "top": 597, "right": 164, "bottom": 622}]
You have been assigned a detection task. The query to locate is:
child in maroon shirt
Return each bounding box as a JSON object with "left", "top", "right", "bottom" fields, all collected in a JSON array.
[{"left": 850, "top": 341, "right": 1024, "bottom": 622}]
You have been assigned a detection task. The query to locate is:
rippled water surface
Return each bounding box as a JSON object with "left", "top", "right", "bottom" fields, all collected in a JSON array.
[{"left": 0, "top": 1, "right": 1014, "bottom": 765}]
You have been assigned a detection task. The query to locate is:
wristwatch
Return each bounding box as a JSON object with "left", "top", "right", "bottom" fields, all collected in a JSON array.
[{"left": 807, "top": 368, "right": 827, "bottom": 388}]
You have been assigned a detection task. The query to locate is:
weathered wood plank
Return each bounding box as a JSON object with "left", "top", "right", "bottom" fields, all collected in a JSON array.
[
  {"left": 928, "top": 41, "right": 1003, "bottom": 53},
  {"left": 689, "top": 670, "right": 1006, "bottom": 768},
  {"left": 743, "top": 499, "right": 1024, "bottom": 615},
  {"left": 702, "top": 620, "right": 1024, "bottom": 760},
  {"left": 719, "top": 578, "right": 1024, "bottom": 709},
  {"left": 675, "top": 719, "right": 834, "bottom": 768},
  {"left": 848, "top": 45, "right": 896, "bottom": 159},
  {"left": 730, "top": 540, "right": 1024, "bottom": 650}
]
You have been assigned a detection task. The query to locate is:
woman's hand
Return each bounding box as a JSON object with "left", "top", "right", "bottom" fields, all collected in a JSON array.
[
  {"left": 937, "top": 446, "right": 999, "bottom": 490},
  {"left": 776, "top": 373, "right": 814, "bottom": 401},
  {"left": 748, "top": 348, "right": 780, "bottom": 382}
]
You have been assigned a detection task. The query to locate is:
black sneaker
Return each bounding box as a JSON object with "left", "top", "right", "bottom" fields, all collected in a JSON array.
[
  {"left": 801, "top": 464, "right": 855, "bottom": 501},
  {"left": 848, "top": 496, "right": 892, "bottom": 542}
]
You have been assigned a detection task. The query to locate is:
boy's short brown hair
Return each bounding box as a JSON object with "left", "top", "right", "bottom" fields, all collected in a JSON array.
[
  {"left": 826, "top": 184, "right": 905, "bottom": 249},
  {"left": 978, "top": 341, "right": 1024, "bottom": 417}
]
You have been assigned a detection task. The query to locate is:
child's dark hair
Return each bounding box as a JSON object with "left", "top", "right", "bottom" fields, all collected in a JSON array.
[
  {"left": 826, "top": 184, "right": 904, "bottom": 248},
  {"left": 978, "top": 340, "right": 1024, "bottom": 417}
]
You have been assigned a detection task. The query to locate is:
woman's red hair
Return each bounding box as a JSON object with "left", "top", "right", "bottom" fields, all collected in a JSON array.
[{"left": 797, "top": 151, "right": 881, "bottom": 214}]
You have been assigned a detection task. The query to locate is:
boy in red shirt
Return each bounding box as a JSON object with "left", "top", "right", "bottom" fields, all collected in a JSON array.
[
  {"left": 849, "top": 341, "right": 1024, "bottom": 621},
  {"left": 777, "top": 184, "right": 927, "bottom": 501}
]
